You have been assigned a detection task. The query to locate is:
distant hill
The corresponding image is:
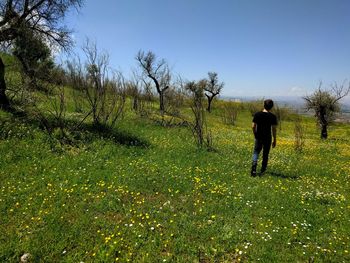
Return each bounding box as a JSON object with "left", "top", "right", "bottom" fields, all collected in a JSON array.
[{"left": 221, "top": 95, "right": 350, "bottom": 113}]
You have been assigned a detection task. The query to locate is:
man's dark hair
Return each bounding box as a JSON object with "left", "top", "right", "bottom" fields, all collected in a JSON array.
[{"left": 264, "top": 99, "right": 274, "bottom": 110}]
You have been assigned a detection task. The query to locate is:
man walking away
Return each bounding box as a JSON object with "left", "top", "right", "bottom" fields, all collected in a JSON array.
[{"left": 251, "top": 99, "right": 277, "bottom": 176}]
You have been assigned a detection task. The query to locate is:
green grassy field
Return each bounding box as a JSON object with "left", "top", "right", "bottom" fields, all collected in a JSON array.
[{"left": 1, "top": 95, "right": 350, "bottom": 262}]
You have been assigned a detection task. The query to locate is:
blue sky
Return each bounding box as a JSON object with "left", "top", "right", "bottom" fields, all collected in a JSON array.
[{"left": 64, "top": 0, "right": 350, "bottom": 99}]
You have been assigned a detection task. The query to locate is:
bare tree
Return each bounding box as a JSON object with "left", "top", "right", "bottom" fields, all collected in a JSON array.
[
  {"left": 106, "top": 71, "right": 126, "bottom": 127},
  {"left": 135, "top": 50, "right": 170, "bottom": 113},
  {"left": 0, "top": 0, "right": 83, "bottom": 108},
  {"left": 126, "top": 70, "right": 141, "bottom": 112},
  {"left": 83, "top": 40, "right": 109, "bottom": 124},
  {"left": 82, "top": 40, "right": 125, "bottom": 127},
  {"left": 46, "top": 84, "right": 67, "bottom": 138},
  {"left": 66, "top": 41, "right": 126, "bottom": 128},
  {"left": 303, "top": 82, "right": 350, "bottom": 139},
  {"left": 204, "top": 72, "right": 223, "bottom": 113},
  {"left": 164, "top": 74, "right": 188, "bottom": 115},
  {"left": 66, "top": 57, "right": 86, "bottom": 112},
  {"left": 185, "top": 79, "right": 212, "bottom": 148},
  {"left": 186, "top": 80, "right": 204, "bottom": 146},
  {"left": 138, "top": 78, "right": 155, "bottom": 116}
]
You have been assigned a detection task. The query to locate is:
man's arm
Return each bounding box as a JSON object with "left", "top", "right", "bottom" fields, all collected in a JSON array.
[
  {"left": 252, "top": 122, "right": 257, "bottom": 139},
  {"left": 272, "top": 125, "right": 277, "bottom": 148}
]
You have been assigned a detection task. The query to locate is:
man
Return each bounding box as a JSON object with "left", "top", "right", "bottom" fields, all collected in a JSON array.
[{"left": 251, "top": 99, "right": 277, "bottom": 176}]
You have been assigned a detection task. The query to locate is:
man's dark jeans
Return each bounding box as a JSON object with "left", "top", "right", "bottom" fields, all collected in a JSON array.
[{"left": 252, "top": 138, "right": 271, "bottom": 170}]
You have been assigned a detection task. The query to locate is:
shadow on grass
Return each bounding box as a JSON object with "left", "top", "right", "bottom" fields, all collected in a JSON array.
[
  {"left": 80, "top": 122, "right": 150, "bottom": 148},
  {"left": 1, "top": 108, "right": 150, "bottom": 148},
  {"left": 328, "top": 137, "right": 350, "bottom": 143},
  {"left": 268, "top": 171, "right": 300, "bottom": 180}
]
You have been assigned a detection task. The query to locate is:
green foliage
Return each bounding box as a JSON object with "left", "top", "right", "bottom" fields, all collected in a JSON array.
[
  {"left": 0, "top": 52, "right": 21, "bottom": 71},
  {"left": 13, "top": 29, "right": 54, "bottom": 80}
]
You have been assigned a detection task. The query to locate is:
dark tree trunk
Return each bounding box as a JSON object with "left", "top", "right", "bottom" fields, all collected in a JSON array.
[
  {"left": 149, "top": 76, "right": 165, "bottom": 113},
  {"left": 0, "top": 57, "right": 10, "bottom": 109},
  {"left": 321, "top": 124, "right": 328, "bottom": 139},
  {"left": 133, "top": 96, "right": 138, "bottom": 111},
  {"left": 319, "top": 108, "right": 328, "bottom": 139},
  {"left": 206, "top": 95, "right": 213, "bottom": 113},
  {"left": 159, "top": 91, "right": 165, "bottom": 113}
]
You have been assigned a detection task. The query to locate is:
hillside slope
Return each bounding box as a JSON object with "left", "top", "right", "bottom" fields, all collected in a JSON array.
[{"left": 1, "top": 100, "right": 349, "bottom": 262}]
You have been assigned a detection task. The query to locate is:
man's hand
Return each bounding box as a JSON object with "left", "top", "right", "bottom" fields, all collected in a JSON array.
[
  {"left": 272, "top": 125, "right": 277, "bottom": 148},
  {"left": 252, "top": 122, "right": 257, "bottom": 138},
  {"left": 272, "top": 140, "right": 276, "bottom": 148}
]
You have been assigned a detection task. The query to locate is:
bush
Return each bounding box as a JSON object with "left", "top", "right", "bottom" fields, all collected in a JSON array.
[
  {"left": 246, "top": 100, "right": 264, "bottom": 116},
  {"left": 221, "top": 102, "right": 240, "bottom": 125},
  {"left": 294, "top": 115, "right": 305, "bottom": 152}
]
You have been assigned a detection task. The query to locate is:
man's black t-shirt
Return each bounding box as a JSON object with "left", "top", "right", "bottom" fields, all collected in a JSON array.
[{"left": 253, "top": 111, "right": 277, "bottom": 140}]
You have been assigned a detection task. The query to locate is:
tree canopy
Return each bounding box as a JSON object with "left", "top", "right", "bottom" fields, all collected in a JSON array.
[{"left": 0, "top": 0, "right": 83, "bottom": 48}]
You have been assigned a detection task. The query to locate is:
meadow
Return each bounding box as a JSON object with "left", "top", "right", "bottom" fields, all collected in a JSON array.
[{"left": 1, "top": 93, "right": 350, "bottom": 262}]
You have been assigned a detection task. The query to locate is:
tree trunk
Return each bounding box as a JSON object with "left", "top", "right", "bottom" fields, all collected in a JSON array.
[
  {"left": 321, "top": 124, "right": 328, "bottom": 139},
  {"left": 133, "top": 96, "right": 138, "bottom": 111},
  {"left": 319, "top": 108, "right": 328, "bottom": 139},
  {"left": 0, "top": 56, "right": 10, "bottom": 109},
  {"left": 206, "top": 95, "right": 213, "bottom": 112},
  {"left": 159, "top": 91, "right": 165, "bottom": 113}
]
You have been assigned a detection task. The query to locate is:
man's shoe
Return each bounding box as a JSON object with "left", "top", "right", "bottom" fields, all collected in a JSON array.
[
  {"left": 260, "top": 167, "right": 267, "bottom": 176},
  {"left": 251, "top": 164, "right": 257, "bottom": 177}
]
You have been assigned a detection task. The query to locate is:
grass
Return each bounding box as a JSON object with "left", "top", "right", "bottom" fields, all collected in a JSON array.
[{"left": 0, "top": 95, "right": 350, "bottom": 262}]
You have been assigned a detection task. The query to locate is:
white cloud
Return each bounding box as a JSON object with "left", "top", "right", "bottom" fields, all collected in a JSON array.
[{"left": 286, "top": 86, "right": 307, "bottom": 96}]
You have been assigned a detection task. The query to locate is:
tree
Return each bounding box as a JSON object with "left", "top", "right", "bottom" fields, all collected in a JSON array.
[
  {"left": 0, "top": 0, "right": 83, "bottom": 108},
  {"left": 126, "top": 70, "right": 141, "bottom": 112},
  {"left": 67, "top": 40, "right": 126, "bottom": 128},
  {"left": 135, "top": 50, "right": 170, "bottom": 113},
  {"left": 303, "top": 82, "right": 350, "bottom": 139},
  {"left": 185, "top": 79, "right": 208, "bottom": 147},
  {"left": 13, "top": 28, "right": 54, "bottom": 89},
  {"left": 0, "top": 57, "right": 9, "bottom": 108},
  {"left": 204, "top": 72, "right": 223, "bottom": 113}
]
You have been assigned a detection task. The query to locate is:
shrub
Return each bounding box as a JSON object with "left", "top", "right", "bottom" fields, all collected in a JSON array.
[
  {"left": 294, "top": 114, "right": 305, "bottom": 152},
  {"left": 221, "top": 102, "right": 240, "bottom": 125}
]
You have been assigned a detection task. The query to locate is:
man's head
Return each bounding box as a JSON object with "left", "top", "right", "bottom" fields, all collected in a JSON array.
[{"left": 264, "top": 99, "right": 274, "bottom": 111}]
